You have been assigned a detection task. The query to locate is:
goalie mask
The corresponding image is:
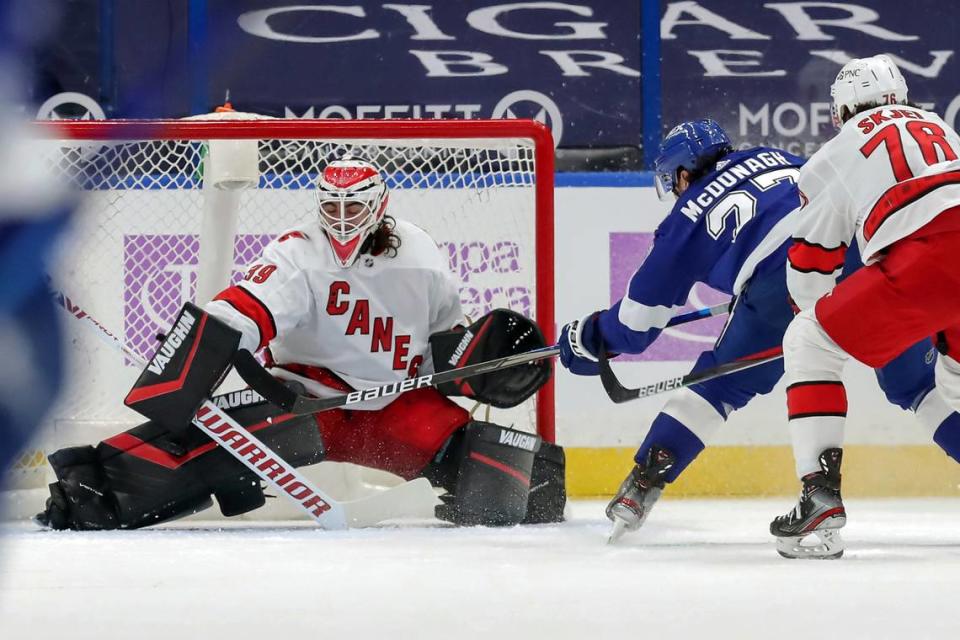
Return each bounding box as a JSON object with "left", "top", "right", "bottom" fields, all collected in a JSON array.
[
  {"left": 830, "top": 54, "right": 908, "bottom": 129},
  {"left": 315, "top": 160, "right": 389, "bottom": 267}
]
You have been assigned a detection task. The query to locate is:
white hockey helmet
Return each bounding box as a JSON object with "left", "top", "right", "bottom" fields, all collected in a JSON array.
[
  {"left": 315, "top": 159, "right": 389, "bottom": 267},
  {"left": 830, "top": 54, "right": 908, "bottom": 129}
]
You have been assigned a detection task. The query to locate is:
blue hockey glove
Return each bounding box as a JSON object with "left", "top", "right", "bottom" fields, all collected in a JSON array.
[{"left": 559, "top": 312, "right": 604, "bottom": 376}]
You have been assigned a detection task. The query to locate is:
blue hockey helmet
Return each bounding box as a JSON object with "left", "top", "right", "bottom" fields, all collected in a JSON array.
[{"left": 653, "top": 119, "right": 733, "bottom": 200}]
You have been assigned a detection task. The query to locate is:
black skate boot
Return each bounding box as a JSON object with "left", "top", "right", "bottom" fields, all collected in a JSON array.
[
  {"left": 605, "top": 445, "right": 675, "bottom": 543},
  {"left": 770, "top": 448, "right": 846, "bottom": 559}
]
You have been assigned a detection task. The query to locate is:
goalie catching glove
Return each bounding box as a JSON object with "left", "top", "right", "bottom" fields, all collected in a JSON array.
[{"left": 429, "top": 309, "right": 552, "bottom": 408}]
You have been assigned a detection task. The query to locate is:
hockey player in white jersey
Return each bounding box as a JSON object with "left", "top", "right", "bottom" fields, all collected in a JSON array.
[
  {"left": 36, "top": 159, "right": 562, "bottom": 530},
  {"left": 772, "top": 55, "right": 960, "bottom": 558}
]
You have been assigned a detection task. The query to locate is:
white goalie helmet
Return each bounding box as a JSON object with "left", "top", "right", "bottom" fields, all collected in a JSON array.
[
  {"left": 830, "top": 54, "right": 909, "bottom": 129},
  {"left": 315, "top": 159, "right": 389, "bottom": 267}
]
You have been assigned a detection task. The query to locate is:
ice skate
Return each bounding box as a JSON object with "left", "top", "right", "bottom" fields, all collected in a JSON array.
[
  {"left": 606, "top": 445, "right": 675, "bottom": 543},
  {"left": 770, "top": 448, "right": 846, "bottom": 559}
]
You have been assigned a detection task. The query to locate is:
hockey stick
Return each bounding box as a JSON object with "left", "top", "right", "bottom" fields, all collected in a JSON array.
[
  {"left": 232, "top": 302, "right": 732, "bottom": 416},
  {"left": 50, "top": 289, "right": 438, "bottom": 529},
  {"left": 233, "top": 344, "right": 560, "bottom": 415},
  {"left": 597, "top": 345, "right": 783, "bottom": 404},
  {"left": 664, "top": 302, "right": 729, "bottom": 326}
]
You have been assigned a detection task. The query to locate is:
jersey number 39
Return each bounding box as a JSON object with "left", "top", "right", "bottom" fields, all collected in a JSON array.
[{"left": 706, "top": 168, "right": 800, "bottom": 240}]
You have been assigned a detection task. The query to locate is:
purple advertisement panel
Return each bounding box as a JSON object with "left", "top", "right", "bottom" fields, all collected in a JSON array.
[
  {"left": 609, "top": 232, "right": 729, "bottom": 362},
  {"left": 123, "top": 234, "right": 272, "bottom": 358},
  {"left": 440, "top": 239, "right": 530, "bottom": 320}
]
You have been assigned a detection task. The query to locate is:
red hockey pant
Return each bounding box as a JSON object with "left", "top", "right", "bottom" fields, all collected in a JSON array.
[
  {"left": 784, "top": 209, "right": 960, "bottom": 478},
  {"left": 314, "top": 387, "right": 470, "bottom": 480},
  {"left": 816, "top": 210, "right": 960, "bottom": 367}
]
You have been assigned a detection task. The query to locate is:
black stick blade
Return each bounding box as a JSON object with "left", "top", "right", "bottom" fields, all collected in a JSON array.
[{"left": 598, "top": 345, "right": 637, "bottom": 404}]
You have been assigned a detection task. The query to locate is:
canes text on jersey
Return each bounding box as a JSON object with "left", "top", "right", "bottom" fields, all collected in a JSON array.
[{"left": 326, "top": 281, "right": 423, "bottom": 374}]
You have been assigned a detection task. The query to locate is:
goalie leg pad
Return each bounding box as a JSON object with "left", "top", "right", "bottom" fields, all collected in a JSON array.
[
  {"left": 522, "top": 441, "right": 567, "bottom": 524},
  {"left": 428, "top": 421, "right": 539, "bottom": 527},
  {"left": 38, "top": 388, "right": 326, "bottom": 529},
  {"left": 38, "top": 446, "right": 122, "bottom": 531},
  {"left": 124, "top": 302, "right": 241, "bottom": 435},
  {"left": 101, "top": 412, "right": 325, "bottom": 527}
]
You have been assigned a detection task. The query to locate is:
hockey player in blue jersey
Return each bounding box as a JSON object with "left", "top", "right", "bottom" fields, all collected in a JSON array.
[
  {"left": 0, "top": 6, "right": 74, "bottom": 481},
  {"left": 0, "top": 115, "right": 72, "bottom": 480},
  {"left": 558, "top": 119, "right": 960, "bottom": 541}
]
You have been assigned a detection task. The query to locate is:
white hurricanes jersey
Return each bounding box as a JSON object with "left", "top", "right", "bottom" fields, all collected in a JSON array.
[
  {"left": 205, "top": 219, "right": 464, "bottom": 409},
  {"left": 787, "top": 105, "right": 960, "bottom": 310}
]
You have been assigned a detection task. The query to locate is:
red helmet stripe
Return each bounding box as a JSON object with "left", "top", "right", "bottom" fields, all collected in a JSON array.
[{"left": 323, "top": 165, "right": 380, "bottom": 189}]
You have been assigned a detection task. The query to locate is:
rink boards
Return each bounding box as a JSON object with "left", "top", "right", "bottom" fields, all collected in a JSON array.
[
  {"left": 553, "top": 179, "right": 960, "bottom": 497},
  {"left": 34, "top": 176, "right": 960, "bottom": 499}
]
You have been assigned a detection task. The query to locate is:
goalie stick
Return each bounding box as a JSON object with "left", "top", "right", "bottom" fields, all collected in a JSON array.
[
  {"left": 233, "top": 344, "right": 559, "bottom": 415},
  {"left": 50, "top": 288, "right": 438, "bottom": 529},
  {"left": 232, "top": 302, "right": 732, "bottom": 416}
]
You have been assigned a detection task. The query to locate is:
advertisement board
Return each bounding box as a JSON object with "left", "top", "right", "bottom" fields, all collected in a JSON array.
[
  {"left": 35, "top": 1, "right": 642, "bottom": 149},
  {"left": 661, "top": 1, "right": 960, "bottom": 156},
  {"left": 34, "top": 1, "right": 960, "bottom": 161}
]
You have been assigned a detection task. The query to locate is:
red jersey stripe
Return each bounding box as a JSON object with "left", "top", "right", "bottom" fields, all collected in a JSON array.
[
  {"left": 214, "top": 286, "right": 277, "bottom": 350},
  {"left": 787, "top": 240, "right": 847, "bottom": 275},
  {"left": 863, "top": 169, "right": 960, "bottom": 241}
]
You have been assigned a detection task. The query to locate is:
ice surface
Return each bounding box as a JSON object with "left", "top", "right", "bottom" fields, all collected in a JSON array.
[{"left": 1, "top": 499, "right": 959, "bottom": 639}]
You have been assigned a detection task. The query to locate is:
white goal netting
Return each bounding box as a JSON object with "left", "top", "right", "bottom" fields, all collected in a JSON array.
[{"left": 4, "top": 118, "right": 553, "bottom": 514}]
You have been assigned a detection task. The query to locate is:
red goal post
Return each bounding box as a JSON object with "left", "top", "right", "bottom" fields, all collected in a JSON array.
[{"left": 33, "top": 117, "right": 556, "bottom": 445}]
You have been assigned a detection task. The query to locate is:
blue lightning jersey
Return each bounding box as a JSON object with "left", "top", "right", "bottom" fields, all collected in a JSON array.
[{"left": 599, "top": 147, "right": 805, "bottom": 354}]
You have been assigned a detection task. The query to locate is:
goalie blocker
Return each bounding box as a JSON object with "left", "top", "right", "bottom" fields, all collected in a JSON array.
[{"left": 124, "top": 302, "right": 240, "bottom": 434}]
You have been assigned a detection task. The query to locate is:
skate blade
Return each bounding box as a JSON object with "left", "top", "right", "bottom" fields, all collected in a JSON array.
[
  {"left": 607, "top": 518, "right": 629, "bottom": 544},
  {"left": 776, "top": 529, "right": 844, "bottom": 559}
]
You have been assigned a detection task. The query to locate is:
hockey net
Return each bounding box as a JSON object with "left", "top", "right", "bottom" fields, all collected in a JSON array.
[{"left": 3, "top": 117, "right": 554, "bottom": 519}]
